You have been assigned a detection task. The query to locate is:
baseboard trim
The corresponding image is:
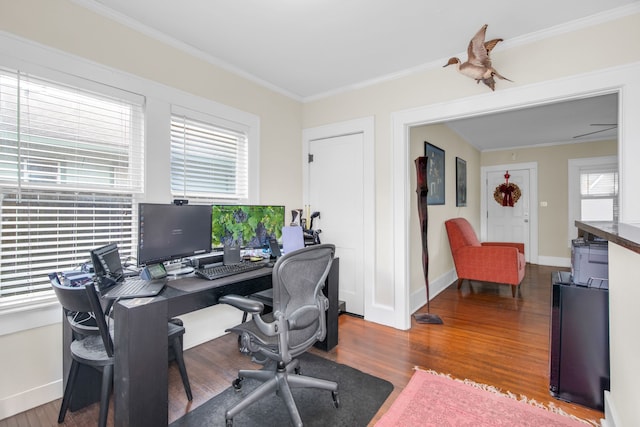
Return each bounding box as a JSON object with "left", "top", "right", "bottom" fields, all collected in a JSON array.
[
  {"left": 0, "top": 380, "right": 62, "bottom": 420},
  {"left": 536, "top": 256, "right": 571, "bottom": 267},
  {"left": 411, "top": 269, "right": 456, "bottom": 314},
  {"left": 601, "top": 391, "right": 617, "bottom": 427}
]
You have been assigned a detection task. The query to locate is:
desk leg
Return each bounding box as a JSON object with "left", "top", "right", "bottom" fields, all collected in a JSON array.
[{"left": 114, "top": 298, "right": 168, "bottom": 427}]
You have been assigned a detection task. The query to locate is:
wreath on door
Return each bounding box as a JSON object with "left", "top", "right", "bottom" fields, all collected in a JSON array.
[{"left": 493, "top": 171, "right": 521, "bottom": 207}]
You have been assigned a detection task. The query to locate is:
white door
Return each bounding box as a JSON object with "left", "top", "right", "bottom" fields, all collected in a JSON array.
[
  {"left": 308, "top": 133, "right": 364, "bottom": 316},
  {"left": 486, "top": 169, "right": 530, "bottom": 261}
]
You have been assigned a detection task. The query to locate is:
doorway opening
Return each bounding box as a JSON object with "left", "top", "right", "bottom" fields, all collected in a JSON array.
[{"left": 392, "top": 71, "right": 625, "bottom": 330}]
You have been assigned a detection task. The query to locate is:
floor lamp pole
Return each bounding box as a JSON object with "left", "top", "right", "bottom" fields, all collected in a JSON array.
[{"left": 414, "top": 157, "right": 443, "bottom": 325}]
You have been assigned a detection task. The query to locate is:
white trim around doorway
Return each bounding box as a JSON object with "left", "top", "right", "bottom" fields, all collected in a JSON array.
[
  {"left": 391, "top": 62, "right": 640, "bottom": 331},
  {"left": 302, "top": 117, "right": 378, "bottom": 321}
]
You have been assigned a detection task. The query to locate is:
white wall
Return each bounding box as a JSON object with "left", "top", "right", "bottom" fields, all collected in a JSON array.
[{"left": 606, "top": 243, "right": 640, "bottom": 427}]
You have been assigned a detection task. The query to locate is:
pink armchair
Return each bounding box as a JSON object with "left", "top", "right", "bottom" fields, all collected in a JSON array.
[{"left": 444, "top": 218, "right": 525, "bottom": 297}]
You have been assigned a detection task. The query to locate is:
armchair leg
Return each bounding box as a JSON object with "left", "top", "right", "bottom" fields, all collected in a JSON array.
[
  {"left": 456, "top": 278, "right": 464, "bottom": 289},
  {"left": 512, "top": 285, "right": 517, "bottom": 298}
]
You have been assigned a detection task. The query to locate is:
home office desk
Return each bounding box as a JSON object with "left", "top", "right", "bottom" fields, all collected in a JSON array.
[{"left": 63, "top": 259, "right": 339, "bottom": 427}]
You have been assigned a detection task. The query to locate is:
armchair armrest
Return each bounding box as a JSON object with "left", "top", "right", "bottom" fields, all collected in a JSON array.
[
  {"left": 219, "top": 294, "right": 264, "bottom": 314},
  {"left": 481, "top": 241, "right": 525, "bottom": 254}
]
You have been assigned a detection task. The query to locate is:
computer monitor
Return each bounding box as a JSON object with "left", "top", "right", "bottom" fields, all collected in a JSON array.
[
  {"left": 211, "top": 205, "right": 285, "bottom": 249},
  {"left": 137, "top": 203, "right": 212, "bottom": 266},
  {"left": 91, "top": 243, "right": 124, "bottom": 279}
]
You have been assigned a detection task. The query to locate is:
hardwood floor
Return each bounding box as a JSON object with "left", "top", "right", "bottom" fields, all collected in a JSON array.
[{"left": 1, "top": 263, "right": 604, "bottom": 426}]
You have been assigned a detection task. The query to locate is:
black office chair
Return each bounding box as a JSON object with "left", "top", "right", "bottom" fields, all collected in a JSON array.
[
  {"left": 219, "top": 244, "right": 339, "bottom": 427},
  {"left": 51, "top": 280, "right": 192, "bottom": 427}
]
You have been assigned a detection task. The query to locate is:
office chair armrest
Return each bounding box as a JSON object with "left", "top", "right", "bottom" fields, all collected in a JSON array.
[{"left": 219, "top": 294, "right": 264, "bottom": 314}]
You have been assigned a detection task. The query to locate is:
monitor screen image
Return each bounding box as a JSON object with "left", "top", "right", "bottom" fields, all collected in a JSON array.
[
  {"left": 211, "top": 205, "right": 285, "bottom": 249},
  {"left": 137, "top": 203, "right": 212, "bottom": 266}
]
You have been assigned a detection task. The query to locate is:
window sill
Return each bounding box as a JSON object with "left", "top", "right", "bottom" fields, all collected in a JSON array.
[{"left": 0, "top": 297, "right": 62, "bottom": 336}]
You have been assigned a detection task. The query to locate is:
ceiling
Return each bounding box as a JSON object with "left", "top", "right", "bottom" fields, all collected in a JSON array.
[
  {"left": 444, "top": 93, "right": 619, "bottom": 151},
  {"left": 74, "top": 0, "right": 633, "bottom": 149}
]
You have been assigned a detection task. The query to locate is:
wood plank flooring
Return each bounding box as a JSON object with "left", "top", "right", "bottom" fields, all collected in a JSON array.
[{"left": 0, "top": 263, "right": 604, "bottom": 426}]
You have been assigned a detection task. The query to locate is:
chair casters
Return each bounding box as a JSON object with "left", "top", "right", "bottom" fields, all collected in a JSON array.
[{"left": 232, "top": 376, "right": 244, "bottom": 391}]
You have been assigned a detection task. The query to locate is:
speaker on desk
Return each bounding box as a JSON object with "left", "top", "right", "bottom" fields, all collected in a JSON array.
[
  {"left": 268, "top": 238, "right": 281, "bottom": 259},
  {"left": 191, "top": 253, "right": 224, "bottom": 268},
  {"left": 223, "top": 244, "right": 241, "bottom": 265}
]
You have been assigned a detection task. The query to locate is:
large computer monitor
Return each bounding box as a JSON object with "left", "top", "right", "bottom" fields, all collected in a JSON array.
[
  {"left": 211, "top": 205, "right": 285, "bottom": 249},
  {"left": 137, "top": 203, "right": 212, "bottom": 266}
]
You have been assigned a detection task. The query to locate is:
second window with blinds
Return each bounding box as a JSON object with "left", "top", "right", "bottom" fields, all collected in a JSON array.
[
  {"left": 568, "top": 155, "right": 618, "bottom": 243},
  {"left": 170, "top": 106, "right": 250, "bottom": 205}
]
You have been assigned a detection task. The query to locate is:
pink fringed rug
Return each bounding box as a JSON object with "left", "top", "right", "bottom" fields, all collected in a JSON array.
[{"left": 375, "top": 369, "right": 598, "bottom": 427}]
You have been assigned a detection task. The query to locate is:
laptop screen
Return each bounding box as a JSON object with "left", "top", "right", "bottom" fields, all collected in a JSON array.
[{"left": 91, "top": 243, "right": 124, "bottom": 281}]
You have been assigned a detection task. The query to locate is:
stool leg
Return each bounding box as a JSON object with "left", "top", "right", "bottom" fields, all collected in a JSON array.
[
  {"left": 98, "top": 365, "right": 113, "bottom": 427},
  {"left": 172, "top": 335, "right": 193, "bottom": 401},
  {"left": 58, "top": 360, "right": 80, "bottom": 423}
]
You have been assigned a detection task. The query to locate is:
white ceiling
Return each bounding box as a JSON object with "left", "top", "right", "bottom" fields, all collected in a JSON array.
[
  {"left": 74, "top": 0, "right": 633, "bottom": 149},
  {"left": 444, "top": 93, "right": 619, "bottom": 151}
]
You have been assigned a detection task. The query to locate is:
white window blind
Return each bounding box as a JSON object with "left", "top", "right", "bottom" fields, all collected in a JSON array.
[
  {"left": 0, "top": 190, "right": 135, "bottom": 307},
  {"left": 170, "top": 109, "right": 249, "bottom": 204},
  {"left": 579, "top": 165, "right": 618, "bottom": 222},
  {"left": 0, "top": 68, "right": 144, "bottom": 311}
]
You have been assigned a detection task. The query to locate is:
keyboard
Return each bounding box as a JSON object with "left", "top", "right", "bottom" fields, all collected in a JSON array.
[{"left": 195, "top": 262, "right": 265, "bottom": 280}]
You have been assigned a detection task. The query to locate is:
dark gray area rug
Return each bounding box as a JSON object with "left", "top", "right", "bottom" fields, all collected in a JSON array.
[{"left": 170, "top": 352, "right": 394, "bottom": 426}]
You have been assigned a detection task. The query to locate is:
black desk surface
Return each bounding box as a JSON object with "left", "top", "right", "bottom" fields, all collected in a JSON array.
[{"left": 162, "top": 266, "right": 273, "bottom": 318}]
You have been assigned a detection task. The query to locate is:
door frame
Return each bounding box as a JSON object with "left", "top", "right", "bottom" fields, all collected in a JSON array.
[
  {"left": 481, "top": 163, "right": 538, "bottom": 265},
  {"left": 391, "top": 64, "right": 637, "bottom": 330},
  {"left": 302, "top": 116, "right": 375, "bottom": 319}
]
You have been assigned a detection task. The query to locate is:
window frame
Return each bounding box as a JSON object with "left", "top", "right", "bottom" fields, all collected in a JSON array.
[
  {"left": 0, "top": 67, "right": 145, "bottom": 317},
  {"left": 568, "top": 155, "right": 618, "bottom": 246},
  {"left": 170, "top": 105, "right": 251, "bottom": 204},
  {"left": 0, "top": 33, "right": 260, "bottom": 335}
]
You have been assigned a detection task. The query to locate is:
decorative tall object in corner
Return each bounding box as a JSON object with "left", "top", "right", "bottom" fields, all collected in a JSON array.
[{"left": 414, "top": 157, "right": 443, "bottom": 324}]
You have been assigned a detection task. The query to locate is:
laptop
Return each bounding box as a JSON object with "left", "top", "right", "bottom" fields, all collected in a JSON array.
[{"left": 91, "top": 243, "right": 166, "bottom": 299}]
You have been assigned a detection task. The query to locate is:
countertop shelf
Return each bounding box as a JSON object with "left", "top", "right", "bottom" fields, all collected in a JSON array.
[{"left": 575, "top": 221, "right": 640, "bottom": 254}]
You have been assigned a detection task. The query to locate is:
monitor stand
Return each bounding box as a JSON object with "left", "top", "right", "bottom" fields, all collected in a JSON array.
[{"left": 166, "top": 264, "right": 194, "bottom": 276}]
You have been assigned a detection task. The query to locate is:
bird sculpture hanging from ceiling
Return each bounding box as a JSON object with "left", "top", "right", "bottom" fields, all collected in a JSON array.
[{"left": 443, "top": 24, "right": 512, "bottom": 91}]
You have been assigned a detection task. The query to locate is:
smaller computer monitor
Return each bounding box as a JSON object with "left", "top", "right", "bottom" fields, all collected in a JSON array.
[
  {"left": 91, "top": 243, "right": 124, "bottom": 279},
  {"left": 211, "top": 205, "right": 285, "bottom": 249}
]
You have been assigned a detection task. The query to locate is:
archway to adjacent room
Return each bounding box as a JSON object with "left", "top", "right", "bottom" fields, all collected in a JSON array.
[{"left": 390, "top": 64, "right": 635, "bottom": 330}]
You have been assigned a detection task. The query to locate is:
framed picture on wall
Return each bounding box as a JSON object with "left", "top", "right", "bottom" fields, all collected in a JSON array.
[
  {"left": 456, "top": 157, "right": 467, "bottom": 207},
  {"left": 424, "top": 142, "right": 445, "bottom": 205}
]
